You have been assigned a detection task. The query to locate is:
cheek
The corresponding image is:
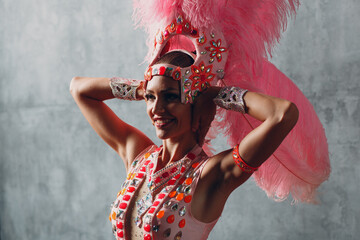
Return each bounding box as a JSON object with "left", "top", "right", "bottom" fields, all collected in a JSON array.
[{"left": 145, "top": 102, "right": 153, "bottom": 117}]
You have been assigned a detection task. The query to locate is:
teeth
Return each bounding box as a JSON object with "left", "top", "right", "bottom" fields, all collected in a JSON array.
[{"left": 156, "top": 119, "right": 171, "bottom": 124}]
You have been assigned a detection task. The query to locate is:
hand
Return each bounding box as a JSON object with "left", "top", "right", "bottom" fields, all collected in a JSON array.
[
  {"left": 136, "top": 81, "right": 146, "bottom": 100},
  {"left": 192, "top": 87, "right": 220, "bottom": 146}
]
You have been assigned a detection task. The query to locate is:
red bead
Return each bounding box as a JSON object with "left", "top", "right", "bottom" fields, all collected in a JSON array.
[
  {"left": 148, "top": 208, "right": 156, "bottom": 214},
  {"left": 178, "top": 177, "right": 185, "bottom": 184},
  {"left": 179, "top": 219, "right": 186, "bottom": 228},
  {"left": 158, "top": 193, "right": 166, "bottom": 199},
  {"left": 154, "top": 177, "right": 161, "bottom": 183},
  {"left": 144, "top": 234, "right": 152, "bottom": 240},
  {"left": 159, "top": 66, "right": 166, "bottom": 75},
  {"left": 169, "top": 191, "right": 177, "bottom": 198},
  {"left": 140, "top": 167, "right": 146, "bottom": 172},
  {"left": 117, "top": 230, "right": 124, "bottom": 238},
  {"left": 136, "top": 173, "right": 144, "bottom": 178},
  {"left": 184, "top": 195, "right": 192, "bottom": 203},
  {"left": 153, "top": 201, "right": 160, "bottom": 206},
  {"left": 144, "top": 224, "right": 151, "bottom": 232},
  {"left": 127, "top": 187, "right": 135, "bottom": 193},
  {"left": 116, "top": 220, "right": 123, "bottom": 229},
  {"left": 185, "top": 178, "right": 193, "bottom": 185},
  {"left": 176, "top": 25, "right": 183, "bottom": 34},
  {"left": 167, "top": 215, "right": 175, "bottom": 224},
  {"left": 192, "top": 162, "right": 199, "bottom": 168},
  {"left": 122, "top": 195, "right": 130, "bottom": 201},
  {"left": 119, "top": 203, "right": 127, "bottom": 209},
  {"left": 168, "top": 179, "right": 176, "bottom": 185}
]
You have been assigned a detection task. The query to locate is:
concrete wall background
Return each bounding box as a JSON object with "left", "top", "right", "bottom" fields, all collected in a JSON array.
[{"left": 1, "top": 1, "right": 359, "bottom": 239}]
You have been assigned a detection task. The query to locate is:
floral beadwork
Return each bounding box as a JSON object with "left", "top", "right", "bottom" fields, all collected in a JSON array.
[
  {"left": 189, "top": 61, "right": 215, "bottom": 91},
  {"left": 205, "top": 39, "right": 227, "bottom": 62}
]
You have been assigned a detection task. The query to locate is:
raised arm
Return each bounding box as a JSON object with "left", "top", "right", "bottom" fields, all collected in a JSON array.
[
  {"left": 70, "top": 77, "right": 153, "bottom": 171},
  {"left": 190, "top": 87, "right": 298, "bottom": 222}
]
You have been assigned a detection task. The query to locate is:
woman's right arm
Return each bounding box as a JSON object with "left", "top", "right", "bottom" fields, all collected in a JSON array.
[{"left": 70, "top": 77, "right": 153, "bottom": 171}]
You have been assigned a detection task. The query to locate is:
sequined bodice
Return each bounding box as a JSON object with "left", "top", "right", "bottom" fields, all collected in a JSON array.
[{"left": 109, "top": 145, "right": 218, "bottom": 240}]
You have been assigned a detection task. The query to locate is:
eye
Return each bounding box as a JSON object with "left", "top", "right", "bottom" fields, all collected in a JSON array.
[
  {"left": 145, "top": 93, "right": 155, "bottom": 101},
  {"left": 165, "top": 93, "right": 180, "bottom": 102}
]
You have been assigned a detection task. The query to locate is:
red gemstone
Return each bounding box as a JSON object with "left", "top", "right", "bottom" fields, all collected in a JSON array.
[
  {"left": 116, "top": 220, "right": 123, "bottom": 229},
  {"left": 140, "top": 167, "right": 146, "bottom": 172},
  {"left": 167, "top": 215, "right": 175, "bottom": 224},
  {"left": 117, "top": 230, "right": 124, "bottom": 238},
  {"left": 144, "top": 224, "right": 151, "bottom": 232},
  {"left": 122, "top": 195, "right": 130, "bottom": 201},
  {"left": 119, "top": 203, "right": 127, "bottom": 209},
  {"left": 153, "top": 201, "right": 160, "bottom": 206},
  {"left": 181, "top": 166, "right": 186, "bottom": 173},
  {"left": 168, "top": 179, "right": 176, "bottom": 185},
  {"left": 192, "top": 162, "right": 199, "bottom": 168},
  {"left": 136, "top": 173, "right": 144, "bottom": 178},
  {"left": 159, "top": 66, "right": 166, "bottom": 75},
  {"left": 127, "top": 187, "right": 135, "bottom": 193},
  {"left": 170, "top": 167, "right": 178, "bottom": 173},
  {"left": 154, "top": 177, "right": 161, "bottom": 183},
  {"left": 179, "top": 219, "right": 186, "bottom": 228},
  {"left": 174, "top": 174, "right": 181, "bottom": 179},
  {"left": 176, "top": 25, "right": 183, "bottom": 34},
  {"left": 144, "top": 234, "right": 152, "bottom": 240},
  {"left": 144, "top": 160, "right": 151, "bottom": 165},
  {"left": 178, "top": 177, "right": 185, "bottom": 184},
  {"left": 162, "top": 172, "right": 169, "bottom": 178},
  {"left": 158, "top": 193, "right": 166, "bottom": 199},
  {"left": 148, "top": 208, "right": 156, "bottom": 214}
]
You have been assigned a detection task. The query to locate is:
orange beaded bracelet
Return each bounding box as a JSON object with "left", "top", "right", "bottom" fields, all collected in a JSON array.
[{"left": 233, "top": 145, "right": 259, "bottom": 173}]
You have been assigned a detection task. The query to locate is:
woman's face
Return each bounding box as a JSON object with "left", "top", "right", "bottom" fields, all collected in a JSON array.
[{"left": 145, "top": 76, "right": 193, "bottom": 141}]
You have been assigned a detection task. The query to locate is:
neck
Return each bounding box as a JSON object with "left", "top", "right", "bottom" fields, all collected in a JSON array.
[{"left": 160, "top": 134, "right": 198, "bottom": 167}]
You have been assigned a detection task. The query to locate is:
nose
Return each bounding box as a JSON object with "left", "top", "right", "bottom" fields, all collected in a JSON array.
[{"left": 152, "top": 98, "right": 165, "bottom": 114}]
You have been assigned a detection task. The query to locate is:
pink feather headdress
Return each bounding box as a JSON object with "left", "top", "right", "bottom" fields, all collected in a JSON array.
[{"left": 133, "top": 0, "right": 330, "bottom": 203}]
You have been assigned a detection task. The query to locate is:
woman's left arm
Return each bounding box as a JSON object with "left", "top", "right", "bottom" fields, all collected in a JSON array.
[{"left": 197, "top": 87, "right": 299, "bottom": 193}]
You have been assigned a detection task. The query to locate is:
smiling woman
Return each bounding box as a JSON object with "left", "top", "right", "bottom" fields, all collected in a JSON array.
[
  {"left": 70, "top": 50, "right": 299, "bottom": 239},
  {"left": 70, "top": 0, "right": 330, "bottom": 239}
]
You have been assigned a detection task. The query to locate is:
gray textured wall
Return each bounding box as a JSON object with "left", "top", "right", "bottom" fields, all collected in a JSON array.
[{"left": 1, "top": 1, "right": 359, "bottom": 239}]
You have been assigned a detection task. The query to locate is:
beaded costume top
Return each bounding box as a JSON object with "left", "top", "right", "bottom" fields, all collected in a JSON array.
[{"left": 109, "top": 145, "right": 218, "bottom": 240}]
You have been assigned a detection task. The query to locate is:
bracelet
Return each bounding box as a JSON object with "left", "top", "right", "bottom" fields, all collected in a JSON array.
[
  {"left": 233, "top": 145, "right": 258, "bottom": 173},
  {"left": 213, "top": 86, "right": 248, "bottom": 113},
  {"left": 109, "top": 77, "right": 144, "bottom": 101}
]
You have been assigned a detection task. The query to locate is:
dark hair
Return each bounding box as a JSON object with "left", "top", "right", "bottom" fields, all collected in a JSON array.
[{"left": 155, "top": 51, "right": 194, "bottom": 67}]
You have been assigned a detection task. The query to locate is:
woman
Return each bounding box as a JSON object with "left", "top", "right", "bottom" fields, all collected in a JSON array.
[{"left": 70, "top": 50, "right": 299, "bottom": 239}]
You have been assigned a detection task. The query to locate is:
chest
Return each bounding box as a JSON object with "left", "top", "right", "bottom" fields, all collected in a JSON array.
[{"left": 109, "top": 148, "right": 205, "bottom": 240}]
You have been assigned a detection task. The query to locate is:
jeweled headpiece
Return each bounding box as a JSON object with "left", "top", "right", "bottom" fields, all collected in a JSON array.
[{"left": 144, "top": 15, "right": 228, "bottom": 103}]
